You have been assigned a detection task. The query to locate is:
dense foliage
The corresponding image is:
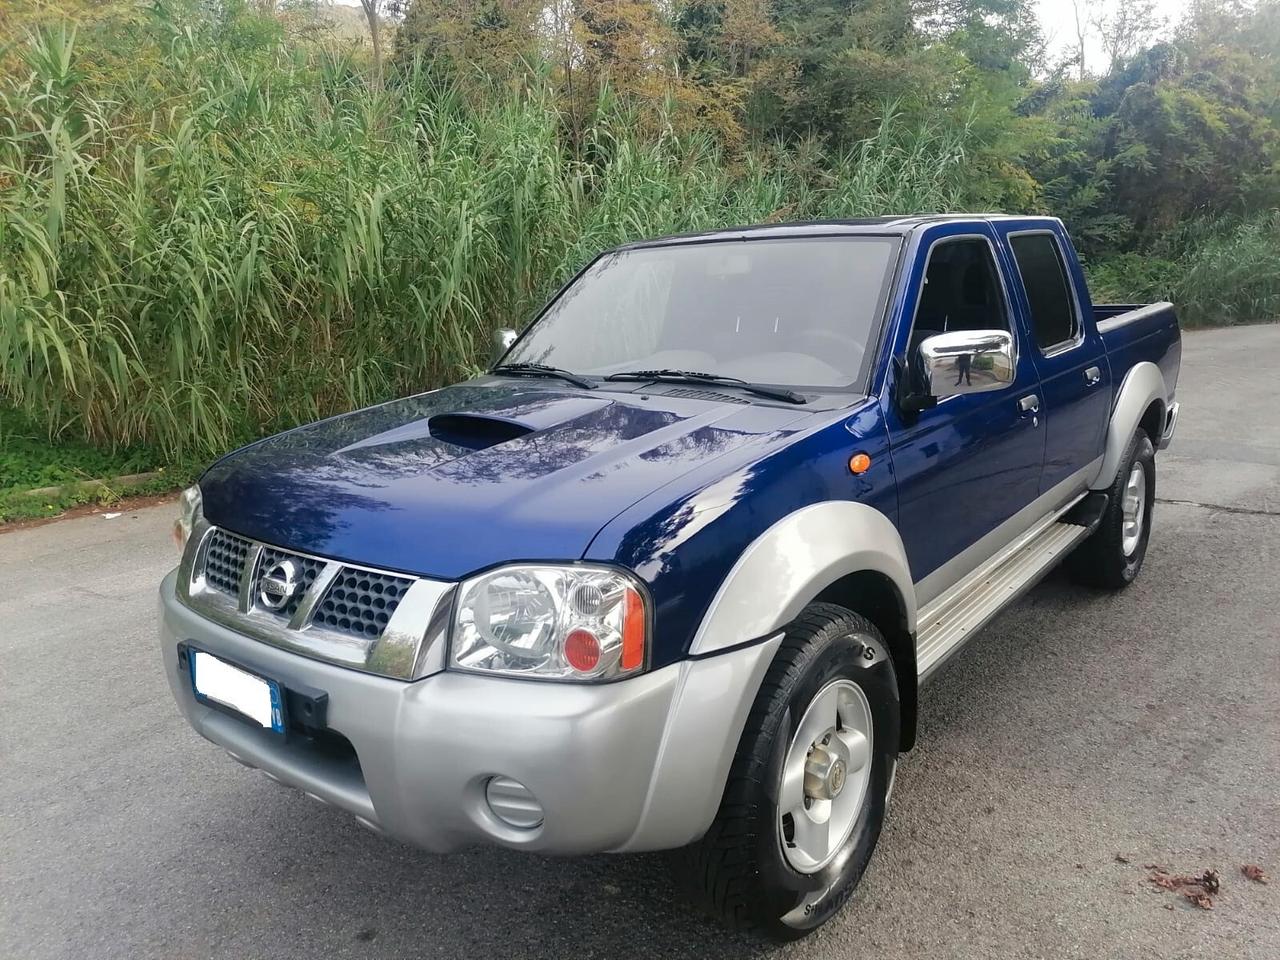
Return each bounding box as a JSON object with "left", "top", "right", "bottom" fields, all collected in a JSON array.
[{"left": 0, "top": 0, "right": 1278, "bottom": 463}]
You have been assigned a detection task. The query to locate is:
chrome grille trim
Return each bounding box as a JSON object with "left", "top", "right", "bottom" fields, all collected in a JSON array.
[
  {"left": 289, "top": 563, "right": 341, "bottom": 630},
  {"left": 177, "top": 519, "right": 454, "bottom": 681},
  {"left": 238, "top": 543, "right": 264, "bottom": 613}
]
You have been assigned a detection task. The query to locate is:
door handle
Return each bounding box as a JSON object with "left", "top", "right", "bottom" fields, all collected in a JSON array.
[
  {"left": 1084, "top": 366, "right": 1102, "bottom": 386},
  {"left": 1018, "top": 393, "right": 1040, "bottom": 427}
]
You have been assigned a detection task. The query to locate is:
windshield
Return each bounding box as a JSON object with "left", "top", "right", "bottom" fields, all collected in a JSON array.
[{"left": 504, "top": 236, "right": 901, "bottom": 389}]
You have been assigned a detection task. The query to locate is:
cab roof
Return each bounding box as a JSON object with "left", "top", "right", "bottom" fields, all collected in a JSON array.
[{"left": 620, "top": 214, "right": 1058, "bottom": 249}]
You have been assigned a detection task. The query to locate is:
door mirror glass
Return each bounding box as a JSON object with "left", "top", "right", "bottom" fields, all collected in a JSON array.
[
  {"left": 917, "top": 330, "right": 1015, "bottom": 398},
  {"left": 491, "top": 328, "right": 518, "bottom": 365}
]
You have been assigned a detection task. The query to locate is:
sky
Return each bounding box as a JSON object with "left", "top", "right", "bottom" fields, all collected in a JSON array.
[{"left": 1037, "top": 0, "right": 1191, "bottom": 68}]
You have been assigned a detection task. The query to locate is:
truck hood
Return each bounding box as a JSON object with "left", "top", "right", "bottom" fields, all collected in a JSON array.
[{"left": 200, "top": 380, "right": 812, "bottom": 579}]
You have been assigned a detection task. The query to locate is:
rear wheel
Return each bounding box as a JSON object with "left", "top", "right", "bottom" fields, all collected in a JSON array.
[
  {"left": 1067, "top": 428, "right": 1156, "bottom": 589},
  {"left": 680, "top": 604, "right": 900, "bottom": 940}
]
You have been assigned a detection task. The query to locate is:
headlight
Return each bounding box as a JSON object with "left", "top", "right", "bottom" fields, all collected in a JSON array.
[
  {"left": 451, "top": 565, "right": 647, "bottom": 681},
  {"left": 172, "top": 484, "right": 203, "bottom": 552}
]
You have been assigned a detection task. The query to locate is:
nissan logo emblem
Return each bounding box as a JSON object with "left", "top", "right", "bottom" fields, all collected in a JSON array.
[{"left": 258, "top": 558, "right": 302, "bottom": 610}]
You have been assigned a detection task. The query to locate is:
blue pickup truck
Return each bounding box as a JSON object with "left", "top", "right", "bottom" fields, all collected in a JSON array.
[{"left": 161, "top": 214, "right": 1180, "bottom": 938}]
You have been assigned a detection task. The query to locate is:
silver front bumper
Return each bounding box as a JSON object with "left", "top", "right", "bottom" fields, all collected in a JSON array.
[{"left": 159, "top": 571, "right": 778, "bottom": 855}]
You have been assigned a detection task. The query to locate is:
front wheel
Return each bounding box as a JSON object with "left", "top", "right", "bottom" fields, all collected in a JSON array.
[
  {"left": 1067, "top": 428, "right": 1156, "bottom": 589},
  {"left": 679, "top": 604, "right": 900, "bottom": 940}
]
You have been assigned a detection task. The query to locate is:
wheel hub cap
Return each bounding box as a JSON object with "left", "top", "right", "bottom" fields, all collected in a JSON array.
[
  {"left": 778, "top": 679, "right": 874, "bottom": 874},
  {"left": 1121, "top": 462, "right": 1147, "bottom": 556},
  {"left": 804, "top": 744, "right": 847, "bottom": 800}
]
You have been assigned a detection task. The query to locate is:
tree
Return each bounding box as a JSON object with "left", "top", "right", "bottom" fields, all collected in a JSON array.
[
  {"left": 359, "top": 0, "right": 385, "bottom": 89},
  {"left": 1092, "top": 0, "right": 1165, "bottom": 73},
  {"left": 1072, "top": 0, "right": 1090, "bottom": 79}
]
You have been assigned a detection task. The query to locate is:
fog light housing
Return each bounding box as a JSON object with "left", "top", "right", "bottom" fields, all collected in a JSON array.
[{"left": 485, "top": 776, "right": 544, "bottom": 829}]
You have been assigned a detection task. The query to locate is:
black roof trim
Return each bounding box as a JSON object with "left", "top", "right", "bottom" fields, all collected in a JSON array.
[{"left": 615, "top": 214, "right": 1054, "bottom": 250}]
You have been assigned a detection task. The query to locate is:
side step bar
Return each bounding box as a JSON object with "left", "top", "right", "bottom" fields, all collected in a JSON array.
[{"left": 916, "top": 508, "right": 1093, "bottom": 681}]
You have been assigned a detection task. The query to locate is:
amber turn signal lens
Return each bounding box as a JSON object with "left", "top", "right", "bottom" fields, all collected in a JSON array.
[
  {"left": 621, "top": 587, "right": 645, "bottom": 671},
  {"left": 849, "top": 453, "right": 872, "bottom": 475}
]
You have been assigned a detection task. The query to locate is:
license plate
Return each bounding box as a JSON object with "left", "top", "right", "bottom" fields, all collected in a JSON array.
[{"left": 189, "top": 649, "right": 285, "bottom": 734}]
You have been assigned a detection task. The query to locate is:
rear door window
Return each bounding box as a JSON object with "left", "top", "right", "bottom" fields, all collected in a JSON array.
[{"left": 1010, "top": 234, "right": 1078, "bottom": 351}]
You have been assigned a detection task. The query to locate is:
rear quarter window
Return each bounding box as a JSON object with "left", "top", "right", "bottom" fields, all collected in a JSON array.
[{"left": 1010, "top": 233, "right": 1078, "bottom": 350}]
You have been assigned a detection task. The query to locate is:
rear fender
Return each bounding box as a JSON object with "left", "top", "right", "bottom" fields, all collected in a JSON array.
[{"left": 1091, "top": 361, "right": 1168, "bottom": 489}]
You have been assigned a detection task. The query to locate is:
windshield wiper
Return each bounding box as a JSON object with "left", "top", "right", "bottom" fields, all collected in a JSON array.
[
  {"left": 491, "top": 362, "right": 596, "bottom": 390},
  {"left": 604, "top": 369, "right": 807, "bottom": 405}
]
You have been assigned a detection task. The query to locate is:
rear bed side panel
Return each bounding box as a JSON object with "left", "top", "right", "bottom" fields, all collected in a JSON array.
[
  {"left": 1097, "top": 303, "right": 1181, "bottom": 402},
  {"left": 1089, "top": 302, "right": 1181, "bottom": 488}
]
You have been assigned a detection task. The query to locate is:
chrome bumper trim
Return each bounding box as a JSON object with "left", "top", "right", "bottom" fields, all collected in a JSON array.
[{"left": 1159, "top": 400, "right": 1180, "bottom": 450}]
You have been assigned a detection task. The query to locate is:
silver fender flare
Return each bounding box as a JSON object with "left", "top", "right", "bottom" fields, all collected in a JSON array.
[
  {"left": 1090, "top": 361, "right": 1168, "bottom": 489},
  {"left": 618, "top": 501, "right": 915, "bottom": 851},
  {"left": 688, "top": 500, "right": 917, "bottom": 656}
]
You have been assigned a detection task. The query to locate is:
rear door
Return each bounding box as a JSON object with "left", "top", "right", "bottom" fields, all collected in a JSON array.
[
  {"left": 881, "top": 222, "right": 1046, "bottom": 604},
  {"left": 994, "top": 222, "right": 1111, "bottom": 493}
]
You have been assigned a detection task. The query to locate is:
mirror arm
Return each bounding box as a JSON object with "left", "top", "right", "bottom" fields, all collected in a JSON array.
[{"left": 894, "top": 355, "right": 937, "bottom": 414}]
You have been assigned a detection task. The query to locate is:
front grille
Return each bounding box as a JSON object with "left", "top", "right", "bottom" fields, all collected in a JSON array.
[
  {"left": 204, "top": 530, "right": 251, "bottom": 596},
  {"left": 183, "top": 524, "right": 453, "bottom": 680},
  {"left": 253, "top": 547, "right": 326, "bottom": 620},
  {"left": 196, "top": 527, "right": 412, "bottom": 642},
  {"left": 314, "top": 569, "right": 413, "bottom": 640}
]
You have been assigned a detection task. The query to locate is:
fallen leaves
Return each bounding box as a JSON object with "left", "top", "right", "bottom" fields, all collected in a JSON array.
[
  {"left": 1117, "top": 859, "right": 1271, "bottom": 912},
  {"left": 1148, "top": 868, "right": 1221, "bottom": 910},
  {"left": 1183, "top": 890, "right": 1215, "bottom": 911},
  {"left": 1242, "top": 864, "right": 1269, "bottom": 884}
]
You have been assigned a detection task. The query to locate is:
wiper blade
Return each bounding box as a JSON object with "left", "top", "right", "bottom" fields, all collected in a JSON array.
[
  {"left": 491, "top": 362, "right": 596, "bottom": 390},
  {"left": 604, "top": 369, "right": 807, "bottom": 405}
]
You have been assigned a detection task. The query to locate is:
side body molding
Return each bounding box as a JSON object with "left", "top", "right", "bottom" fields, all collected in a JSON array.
[
  {"left": 1090, "top": 361, "right": 1168, "bottom": 490},
  {"left": 688, "top": 501, "right": 917, "bottom": 656}
]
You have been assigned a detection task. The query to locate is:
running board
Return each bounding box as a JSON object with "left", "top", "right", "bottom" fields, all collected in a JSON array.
[{"left": 916, "top": 510, "right": 1092, "bottom": 681}]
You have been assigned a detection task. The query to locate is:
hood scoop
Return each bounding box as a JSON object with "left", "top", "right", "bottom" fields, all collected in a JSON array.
[
  {"left": 331, "top": 393, "right": 616, "bottom": 458},
  {"left": 428, "top": 413, "right": 533, "bottom": 451}
]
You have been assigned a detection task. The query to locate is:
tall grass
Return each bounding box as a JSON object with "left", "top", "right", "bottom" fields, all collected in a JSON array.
[
  {"left": 1086, "top": 212, "right": 1280, "bottom": 327},
  {"left": 0, "top": 6, "right": 973, "bottom": 460},
  {"left": 1174, "top": 213, "right": 1280, "bottom": 327}
]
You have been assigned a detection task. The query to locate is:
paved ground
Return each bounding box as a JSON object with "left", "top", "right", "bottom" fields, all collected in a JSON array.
[{"left": 3, "top": 325, "right": 1278, "bottom": 960}]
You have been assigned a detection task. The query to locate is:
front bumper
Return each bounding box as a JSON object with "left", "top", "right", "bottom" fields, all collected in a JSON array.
[{"left": 159, "top": 571, "right": 778, "bottom": 855}]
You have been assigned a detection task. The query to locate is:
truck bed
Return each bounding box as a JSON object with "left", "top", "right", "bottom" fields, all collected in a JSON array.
[{"left": 1095, "top": 301, "right": 1181, "bottom": 398}]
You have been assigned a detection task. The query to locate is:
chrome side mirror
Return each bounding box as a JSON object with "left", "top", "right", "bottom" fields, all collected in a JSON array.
[
  {"left": 491, "top": 328, "right": 518, "bottom": 365},
  {"left": 917, "top": 329, "right": 1015, "bottom": 398}
]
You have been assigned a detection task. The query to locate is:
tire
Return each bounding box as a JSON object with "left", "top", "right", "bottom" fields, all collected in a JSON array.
[
  {"left": 1067, "top": 428, "right": 1156, "bottom": 589},
  {"left": 679, "top": 603, "right": 900, "bottom": 941}
]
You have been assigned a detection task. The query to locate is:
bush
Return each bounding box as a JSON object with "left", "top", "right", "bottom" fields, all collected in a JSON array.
[
  {"left": 1085, "top": 253, "right": 1181, "bottom": 305},
  {"left": 1086, "top": 213, "right": 1280, "bottom": 326},
  {"left": 0, "top": 7, "right": 975, "bottom": 460},
  {"left": 1175, "top": 213, "right": 1280, "bottom": 327}
]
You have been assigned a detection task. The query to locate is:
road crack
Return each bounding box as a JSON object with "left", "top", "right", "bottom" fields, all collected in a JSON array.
[{"left": 1157, "top": 497, "right": 1280, "bottom": 518}]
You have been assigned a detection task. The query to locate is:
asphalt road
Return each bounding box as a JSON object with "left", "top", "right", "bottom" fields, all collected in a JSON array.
[{"left": 3, "top": 326, "right": 1278, "bottom": 960}]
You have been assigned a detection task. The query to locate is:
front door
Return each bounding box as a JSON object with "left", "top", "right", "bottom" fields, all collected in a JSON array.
[{"left": 881, "top": 225, "right": 1046, "bottom": 605}]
